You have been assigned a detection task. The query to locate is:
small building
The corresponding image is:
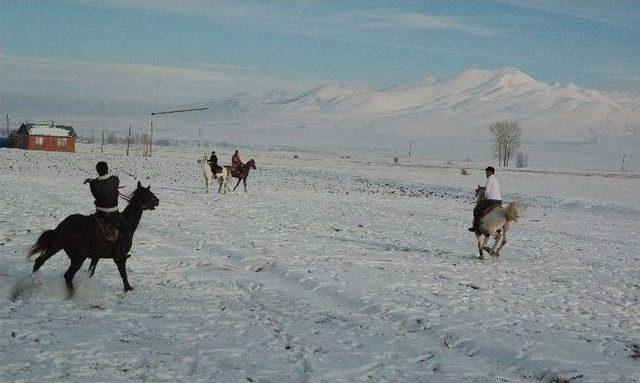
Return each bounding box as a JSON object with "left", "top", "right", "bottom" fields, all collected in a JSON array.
[
  {"left": 12, "top": 123, "right": 77, "bottom": 153},
  {"left": 0, "top": 137, "right": 11, "bottom": 148}
]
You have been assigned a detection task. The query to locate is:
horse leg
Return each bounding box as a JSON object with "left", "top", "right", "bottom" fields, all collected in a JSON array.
[
  {"left": 243, "top": 177, "right": 247, "bottom": 192},
  {"left": 33, "top": 249, "right": 58, "bottom": 272},
  {"left": 88, "top": 258, "right": 99, "bottom": 277},
  {"left": 494, "top": 229, "right": 508, "bottom": 257},
  {"left": 224, "top": 179, "right": 230, "bottom": 193},
  {"left": 114, "top": 257, "right": 133, "bottom": 291},
  {"left": 476, "top": 234, "right": 484, "bottom": 259},
  {"left": 490, "top": 232, "right": 501, "bottom": 256},
  {"left": 233, "top": 177, "right": 241, "bottom": 191},
  {"left": 205, "top": 178, "right": 209, "bottom": 193},
  {"left": 64, "top": 257, "right": 85, "bottom": 297},
  {"left": 480, "top": 232, "right": 492, "bottom": 252}
]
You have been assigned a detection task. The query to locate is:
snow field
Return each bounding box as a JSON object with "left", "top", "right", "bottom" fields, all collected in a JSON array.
[{"left": 0, "top": 147, "right": 638, "bottom": 382}]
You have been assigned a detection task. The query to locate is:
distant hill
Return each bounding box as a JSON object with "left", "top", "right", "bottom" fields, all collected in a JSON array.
[{"left": 191, "top": 67, "right": 639, "bottom": 146}]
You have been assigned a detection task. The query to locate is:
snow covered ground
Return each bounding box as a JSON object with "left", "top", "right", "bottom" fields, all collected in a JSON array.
[{"left": 1, "top": 146, "right": 638, "bottom": 382}]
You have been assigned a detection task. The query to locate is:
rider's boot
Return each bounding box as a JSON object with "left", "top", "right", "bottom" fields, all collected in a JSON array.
[{"left": 468, "top": 214, "right": 480, "bottom": 232}]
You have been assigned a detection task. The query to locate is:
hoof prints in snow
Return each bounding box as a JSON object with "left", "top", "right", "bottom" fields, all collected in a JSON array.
[{"left": 1, "top": 147, "right": 639, "bottom": 382}]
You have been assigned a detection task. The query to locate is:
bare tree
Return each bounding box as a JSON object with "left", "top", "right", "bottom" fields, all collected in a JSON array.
[
  {"left": 489, "top": 120, "right": 522, "bottom": 167},
  {"left": 516, "top": 152, "right": 528, "bottom": 168},
  {"left": 106, "top": 132, "right": 118, "bottom": 145},
  {"left": 141, "top": 132, "right": 151, "bottom": 156}
]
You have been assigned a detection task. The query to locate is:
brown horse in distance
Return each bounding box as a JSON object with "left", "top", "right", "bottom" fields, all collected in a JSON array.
[
  {"left": 225, "top": 159, "right": 256, "bottom": 192},
  {"left": 28, "top": 181, "right": 159, "bottom": 296}
]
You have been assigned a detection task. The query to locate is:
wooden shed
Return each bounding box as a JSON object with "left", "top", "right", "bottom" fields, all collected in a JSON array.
[{"left": 12, "top": 123, "right": 77, "bottom": 153}]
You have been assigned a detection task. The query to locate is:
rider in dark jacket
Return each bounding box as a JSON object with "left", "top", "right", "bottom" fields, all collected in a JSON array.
[
  {"left": 209, "top": 151, "right": 222, "bottom": 174},
  {"left": 84, "top": 161, "right": 131, "bottom": 259}
]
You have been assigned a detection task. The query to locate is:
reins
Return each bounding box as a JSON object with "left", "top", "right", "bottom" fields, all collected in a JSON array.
[
  {"left": 120, "top": 190, "right": 179, "bottom": 207},
  {"left": 118, "top": 191, "right": 155, "bottom": 209}
]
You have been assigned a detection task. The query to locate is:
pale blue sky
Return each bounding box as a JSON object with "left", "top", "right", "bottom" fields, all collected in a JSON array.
[{"left": 2, "top": 0, "right": 638, "bottom": 93}]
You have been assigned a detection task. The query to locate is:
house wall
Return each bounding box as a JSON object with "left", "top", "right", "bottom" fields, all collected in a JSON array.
[{"left": 21, "top": 135, "right": 75, "bottom": 152}]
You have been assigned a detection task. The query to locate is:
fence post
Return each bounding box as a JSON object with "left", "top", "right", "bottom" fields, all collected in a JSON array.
[
  {"left": 126, "top": 125, "right": 131, "bottom": 156},
  {"left": 150, "top": 121, "right": 153, "bottom": 157}
]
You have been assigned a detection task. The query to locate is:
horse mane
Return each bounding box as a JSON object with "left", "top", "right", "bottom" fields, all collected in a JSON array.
[
  {"left": 119, "top": 185, "right": 143, "bottom": 204},
  {"left": 119, "top": 190, "right": 135, "bottom": 203}
]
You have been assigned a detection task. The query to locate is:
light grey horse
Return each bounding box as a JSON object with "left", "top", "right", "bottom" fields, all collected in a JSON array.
[
  {"left": 472, "top": 186, "right": 525, "bottom": 259},
  {"left": 197, "top": 156, "right": 230, "bottom": 194}
]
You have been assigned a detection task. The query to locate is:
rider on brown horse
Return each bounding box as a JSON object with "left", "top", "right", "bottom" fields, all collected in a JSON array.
[
  {"left": 469, "top": 166, "right": 502, "bottom": 233},
  {"left": 209, "top": 150, "right": 222, "bottom": 174},
  {"left": 83, "top": 161, "right": 131, "bottom": 258},
  {"left": 231, "top": 150, "right": 244, "bottom": 175}
]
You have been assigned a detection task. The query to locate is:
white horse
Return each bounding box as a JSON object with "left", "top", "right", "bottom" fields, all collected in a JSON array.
[
  {"left": 472, "top": 186, "right": 525, "bottom": 259},
  {"left": 197, "top": 156, "right": 230, "bottom": 194}
]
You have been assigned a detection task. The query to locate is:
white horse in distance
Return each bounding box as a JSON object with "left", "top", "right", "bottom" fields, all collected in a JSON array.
[
  {"left": 472, "top": 186, "right": 525, "bottom": 259},
  {"left": 197, "top": 156, "right": 230, "bottom": 194}
]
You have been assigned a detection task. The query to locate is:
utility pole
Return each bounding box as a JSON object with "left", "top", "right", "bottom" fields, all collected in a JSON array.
[
  {"left": 5, "top": 113, "right": 9, "bottom": 137},
  {"left": 621, "top": 153, "right": 625, "bottom": 173},
  {"left": 408, "top": 139, "right": 413, "bottom": 163},
  {"left": 149, "top": 121, "right": 153, "bottom": 157},
  {"left": 101, "top": 126, "right": 105, "bottom": 154},
  {"left": 198, "top": 128, "right": 202, "bottom": 148},
  {"left": 148, "top": 107, "right": 207, "bottom": 156},
  {"left": 126, "top": 125, "right": 132, "bottom": 156}
]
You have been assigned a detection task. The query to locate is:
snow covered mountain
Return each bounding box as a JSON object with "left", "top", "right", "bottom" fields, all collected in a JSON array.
[
  {"left": 176, "top": 68, "right": 640, "bottom": 167},
  {"left": 196, "top": 67, "right": 639, "bottom": 145}
]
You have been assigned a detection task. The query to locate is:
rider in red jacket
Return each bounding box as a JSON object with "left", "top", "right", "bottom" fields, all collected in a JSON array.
[{"left": 231, "top": 150, "right": 244, "bottom": 174}]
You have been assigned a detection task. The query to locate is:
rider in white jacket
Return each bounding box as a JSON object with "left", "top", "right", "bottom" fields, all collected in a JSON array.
[
  {"left": 484, "top": 172, "right": 501, "bottom": 201},
  {"left": 469, "top": 166, "right": 502, "bottom": 233}
]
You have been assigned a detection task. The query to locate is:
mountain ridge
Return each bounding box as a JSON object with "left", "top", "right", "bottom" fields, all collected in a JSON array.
[{"left": 192, "top": 67, "right": 638, "bottom": 144}]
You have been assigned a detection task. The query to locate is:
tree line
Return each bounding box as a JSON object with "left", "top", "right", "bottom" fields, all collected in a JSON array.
[
  {"left": 489, "top": 120, "right": 524, "bottom": 167},
  {"left": 79, "top": 130, "right": 152, "bottom": 146}
]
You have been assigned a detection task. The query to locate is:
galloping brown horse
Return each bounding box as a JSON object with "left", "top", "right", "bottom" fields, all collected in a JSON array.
[
  {"left": 28, "top": 181, "right": 159, "bottom": 296},
  {"left": 226, "top": 159, "right": 256, "bottom": 192}
]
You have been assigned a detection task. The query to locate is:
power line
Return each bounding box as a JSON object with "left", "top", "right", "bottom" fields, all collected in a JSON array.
[{"left": 150, "top": 107, "right": 208, "bottom": 116}]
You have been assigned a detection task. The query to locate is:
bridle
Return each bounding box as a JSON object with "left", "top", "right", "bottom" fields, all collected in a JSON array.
[{"left": 119, "top": 190, "right": 156, "bottom": 210}]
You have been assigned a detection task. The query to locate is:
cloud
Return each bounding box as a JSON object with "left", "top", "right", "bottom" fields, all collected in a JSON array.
[
  {"left": 0, "top": 55, "right": 319, "bottom": 124},
  {"left": 496, "top": 0, "right": 639, "bottom": 30},
  {"left": 89, "top": 1, "right": 493, "bottom": 37},
  {"left": 357, "top": 12, "right": 493, "bottom": 36}
]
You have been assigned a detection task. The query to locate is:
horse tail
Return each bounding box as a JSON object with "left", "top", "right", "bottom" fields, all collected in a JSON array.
[
  {"left": 28, "top": 229, "right": 63, "bottom": 271},
  {"left": 505, "top": 202, "right": 525, "bottom": 222}
]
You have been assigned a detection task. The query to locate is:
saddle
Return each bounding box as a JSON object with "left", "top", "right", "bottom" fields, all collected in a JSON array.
[
  {"left": 480, "top": 202, "right": 502, "bottom": 218},
  {"left": 91, "top": 214, "right": 119, "bottom": 242}
]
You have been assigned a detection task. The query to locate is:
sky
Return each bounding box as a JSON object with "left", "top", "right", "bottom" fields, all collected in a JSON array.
[{"left": 0, "top": 0, "right": 638, "bottom": 131}]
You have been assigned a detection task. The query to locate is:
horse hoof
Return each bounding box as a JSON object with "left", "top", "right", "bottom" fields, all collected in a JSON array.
[{"left": 124, "top": 286, "right": 134, "bottom": 292}]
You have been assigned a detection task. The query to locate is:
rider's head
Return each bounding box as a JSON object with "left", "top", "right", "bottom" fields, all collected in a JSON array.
[
  {"left": 485, "top": 166, "right": 495, "bottom": 177},
  {"left": 211, "top": 151, "right": 216, "bottom": 155},
  {"left": 96, "top": 161, "right": 108, "bottom": 176},
  {"left": 234, "top": 150, "right": 239, "bottom": 155}
]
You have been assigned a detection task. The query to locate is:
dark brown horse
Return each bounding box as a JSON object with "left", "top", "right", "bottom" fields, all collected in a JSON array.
[
  {"left": 226, "top": 159, "right": 256, "bottom": 192},
  {"left": 28, "top": 181, "right": 159, "bottom": 296}
]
